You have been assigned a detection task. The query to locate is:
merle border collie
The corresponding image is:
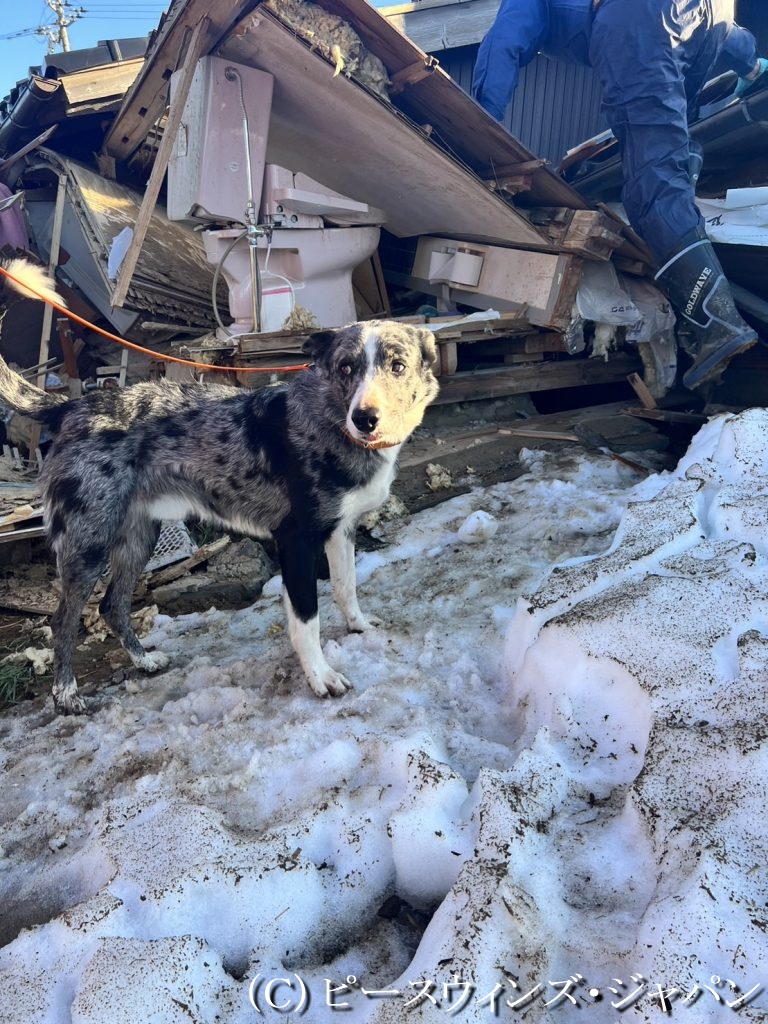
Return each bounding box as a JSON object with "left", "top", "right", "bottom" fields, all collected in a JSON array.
[{"left": 0, "top": 258, "right": 439, "bottom": 713}]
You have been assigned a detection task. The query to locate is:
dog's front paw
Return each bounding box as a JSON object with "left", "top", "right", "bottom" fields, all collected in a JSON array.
[
  {"left": 132, "top": 649, "right": 171, "bottom": 673},
  {"left": 308, "top": 666, "right": 353, "bottom": 698},
  {"left": 346, "top": 612, "right": 383, "bottom": 632}
]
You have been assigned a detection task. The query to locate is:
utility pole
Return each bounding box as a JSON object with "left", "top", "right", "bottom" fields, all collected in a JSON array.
[{"left": 39, "top": 0, "right": 86, "bottom": 54}]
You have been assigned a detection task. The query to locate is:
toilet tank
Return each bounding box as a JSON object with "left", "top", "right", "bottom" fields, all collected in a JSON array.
[{"left": 167, "top": 56, "right": 273, "bottom": 225}]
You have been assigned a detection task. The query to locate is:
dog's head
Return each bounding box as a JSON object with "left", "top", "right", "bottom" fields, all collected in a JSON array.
[{"left": 304, "top": 321, "right": 439, "bottom": 448}]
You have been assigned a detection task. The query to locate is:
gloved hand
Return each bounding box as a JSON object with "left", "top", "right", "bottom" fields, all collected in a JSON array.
[{"left": 735, "top": 57, "right": 768, "bottom": 97}]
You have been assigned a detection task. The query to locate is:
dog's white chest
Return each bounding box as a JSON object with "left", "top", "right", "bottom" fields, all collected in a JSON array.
[{"left": 340, "top": 449, "right": 399, "bottom": 523}]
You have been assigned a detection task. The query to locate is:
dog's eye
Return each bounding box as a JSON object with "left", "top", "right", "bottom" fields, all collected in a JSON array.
[
  {"left": 338, "top": 362, "right": 353, "bottom": 376},
  {"left": 391, "top": 360, "right": 406, "bottom": 375}
]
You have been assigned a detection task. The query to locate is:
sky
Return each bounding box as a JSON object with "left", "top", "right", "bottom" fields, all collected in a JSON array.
[
  {"left": 1, "top": 408, "right": 767, "bottom": 1021},
  {"left": 0, "top": 1, "right": 168, "bottom": 88}
]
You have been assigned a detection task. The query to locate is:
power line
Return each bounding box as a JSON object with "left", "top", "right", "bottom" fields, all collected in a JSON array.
[
  {"left": 0, "top": 28, "right": 46, "bottom": 42},
  {"left": 79, "top": 4, "right": 166, "bottom": 9},
  {"left": 0, "top": 2, "right": 87, "bottom": 53},
  {"left": 0, "top": 3, "right": 166, "bottom": 48}
]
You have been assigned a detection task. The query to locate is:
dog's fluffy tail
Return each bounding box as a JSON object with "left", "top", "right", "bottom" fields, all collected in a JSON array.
[
  {"left": 2, "top": 257, "right": 67, "bottom": 309},
  {"left": 0, "top": 258, "right": 69, "bottom": 419}
]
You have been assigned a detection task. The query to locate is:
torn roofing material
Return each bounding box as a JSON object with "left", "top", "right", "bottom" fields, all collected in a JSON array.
[{"left": 24, "top": 151, "right": 222, "bottom": 336}]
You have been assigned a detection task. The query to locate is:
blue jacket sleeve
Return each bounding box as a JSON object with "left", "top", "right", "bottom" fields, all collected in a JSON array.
[
  {"left": 720, "top": 23, "right": 759, "bottom": 78},
  {"left": 472, "top": 0, "right": 549, "bottom": 120}
]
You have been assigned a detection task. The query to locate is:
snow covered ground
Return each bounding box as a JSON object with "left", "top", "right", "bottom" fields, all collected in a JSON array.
[{"left": 1, "top": 408, "right": 766, "bottom": 1023}]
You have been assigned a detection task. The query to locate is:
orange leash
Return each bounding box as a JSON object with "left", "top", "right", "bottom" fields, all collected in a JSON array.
[{"left": 0, "top": 264, "right": 311, "bottom": 375}]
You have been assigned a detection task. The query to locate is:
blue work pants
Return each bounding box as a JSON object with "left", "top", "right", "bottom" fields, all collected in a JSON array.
[{"left": 589, "top": 0, "right": 734, "bottom": 262}]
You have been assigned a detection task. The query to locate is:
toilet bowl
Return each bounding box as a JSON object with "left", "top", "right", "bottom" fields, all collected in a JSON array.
[{"left": 203, "top": 222, "right": 380, "bottom": 333}]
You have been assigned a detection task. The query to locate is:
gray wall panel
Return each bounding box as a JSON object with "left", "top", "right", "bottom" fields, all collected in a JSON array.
[{"left": 436, "top": 44, "right": 605, "bottom": 168}]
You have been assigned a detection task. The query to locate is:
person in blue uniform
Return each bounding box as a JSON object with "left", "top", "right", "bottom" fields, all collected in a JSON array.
[{"left": 472, "top": 0, "right": 767, "bottom": 390}]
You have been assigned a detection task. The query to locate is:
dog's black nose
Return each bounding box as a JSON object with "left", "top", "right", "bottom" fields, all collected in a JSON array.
[{"left": 352, "top": 407, "right": 380, "bottom": 433}]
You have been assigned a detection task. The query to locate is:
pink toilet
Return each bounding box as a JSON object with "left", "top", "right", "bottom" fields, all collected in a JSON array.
[{"left": 167, "top": 57, "right": 381, "bottom": 334}]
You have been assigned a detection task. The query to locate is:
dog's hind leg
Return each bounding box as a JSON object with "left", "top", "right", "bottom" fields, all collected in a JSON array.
[
  {"left": 100, "top": 514, "right": 170, "bottom": 674},
  {"left": 50, "top": 546, "right": 111, "bottom": 714},
  {"left": 325, "top": 522, "right": 381, "bottom": 632},
  {"left": 275, "top": 526, "right": 353, "bottom": 698}
]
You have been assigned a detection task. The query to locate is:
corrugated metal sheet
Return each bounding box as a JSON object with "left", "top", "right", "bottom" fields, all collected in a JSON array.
[{"left": 437, "top": 43, "right": 605, "bottom": 167}]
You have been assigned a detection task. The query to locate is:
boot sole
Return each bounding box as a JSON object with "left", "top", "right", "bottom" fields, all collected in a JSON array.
[{"left": 682, "top": 334, "right": 758, "bottom": 390}]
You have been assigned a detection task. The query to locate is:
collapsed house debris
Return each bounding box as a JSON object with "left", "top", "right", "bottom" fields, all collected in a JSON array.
[
  {"left": 0, "top": 0, "right": 764, "bottom": 559},
  {"left": 0, "top": 0, "right": 658, "bottom": 404}
]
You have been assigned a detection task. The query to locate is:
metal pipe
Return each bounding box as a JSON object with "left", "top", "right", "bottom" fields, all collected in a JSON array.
[{"left": 225, "top": 65, "right": 262, "bottom": 333}]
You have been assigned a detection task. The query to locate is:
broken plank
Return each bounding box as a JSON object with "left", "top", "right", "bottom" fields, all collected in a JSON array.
[
  {"left": 147, "top": 535, "right": 231, "bottom": 588},
  {"left": 487, "top": 158, "right": 547, "bottom": 179},
  {"left": 0, "top": 505, "right": 43, "bottom": 532},
  {"left": 400, "top": 429, "right": 507, "bottom": 469},
  {"left": 0, "top": 524, "right": 47, "bottom": 544},
  {"left": 389, "top": 55, "right": 439, "bottom": 93},
  {"left": 624, "top": 407, "right": 707, "bottom": 425},
  {"left": 488, "top": 174, "right": 534, "bottom": 196},
  {"left": 627, "top": 372, "right": 658, "bottom": 410},
  {"left": 499, "top": 428, "right": 580, "bottom": 442},
  {"left": 529, "top": 207, "right": 624, "bottom": 260},
  {"left": 439, "top": 342, "right": 458, "bottom": 375}
]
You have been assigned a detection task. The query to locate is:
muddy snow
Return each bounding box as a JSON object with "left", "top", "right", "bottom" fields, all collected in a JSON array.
[{"left": 0, "top": 410, "right": 766, "bottom": 1022}]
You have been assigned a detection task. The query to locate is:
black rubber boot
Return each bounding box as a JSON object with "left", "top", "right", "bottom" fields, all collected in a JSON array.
[{"left": 654, "top": 233, "right": 757, "bottom": 389}]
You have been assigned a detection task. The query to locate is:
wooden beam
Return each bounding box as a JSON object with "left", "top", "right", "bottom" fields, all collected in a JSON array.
[
  {"left": 486, "top": 159, "right": 547, "bottom": 179},
  {"left": 389, "top": 55, "right": 439, "bottom": 94},
  {"left": 0, "top": 126, "right": 57, "bottom": 176},
  {"left": 595, "top": 202, "right": 655, "bottom": 266},
  {"left": 490, "top": 175, "right": 534, "bottom": 196},
  {"left": 627, "top": 371, "right": 658, "bottom": 410},
  {"left": 111, "top": 17, "right": 209, "bottom": 310},
  {"left": 102, "top": 0, "right": 259, "bottom": 164},
  {"left": 35, "top": 171, "right": 67, "bottom": 390},
  {"left": 528, "top": 207, "right": 626, "bottom": 261},
  {"left": 147, "top": 536, "right": 231, "bottom": 588},
  {"left": 432, "top": 352, "right": 642, "bottom": 404},
  {"left": 624, "top": 407, "right": 707, "bottom": 426}
]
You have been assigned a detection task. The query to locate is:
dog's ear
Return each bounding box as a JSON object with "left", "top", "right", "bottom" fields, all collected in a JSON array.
[
  {"left": 302, "top": 329, "right": 338, "bottom": 370},
  {"left": 415, "top": 327, "right": 438, "bottom": 369}
]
